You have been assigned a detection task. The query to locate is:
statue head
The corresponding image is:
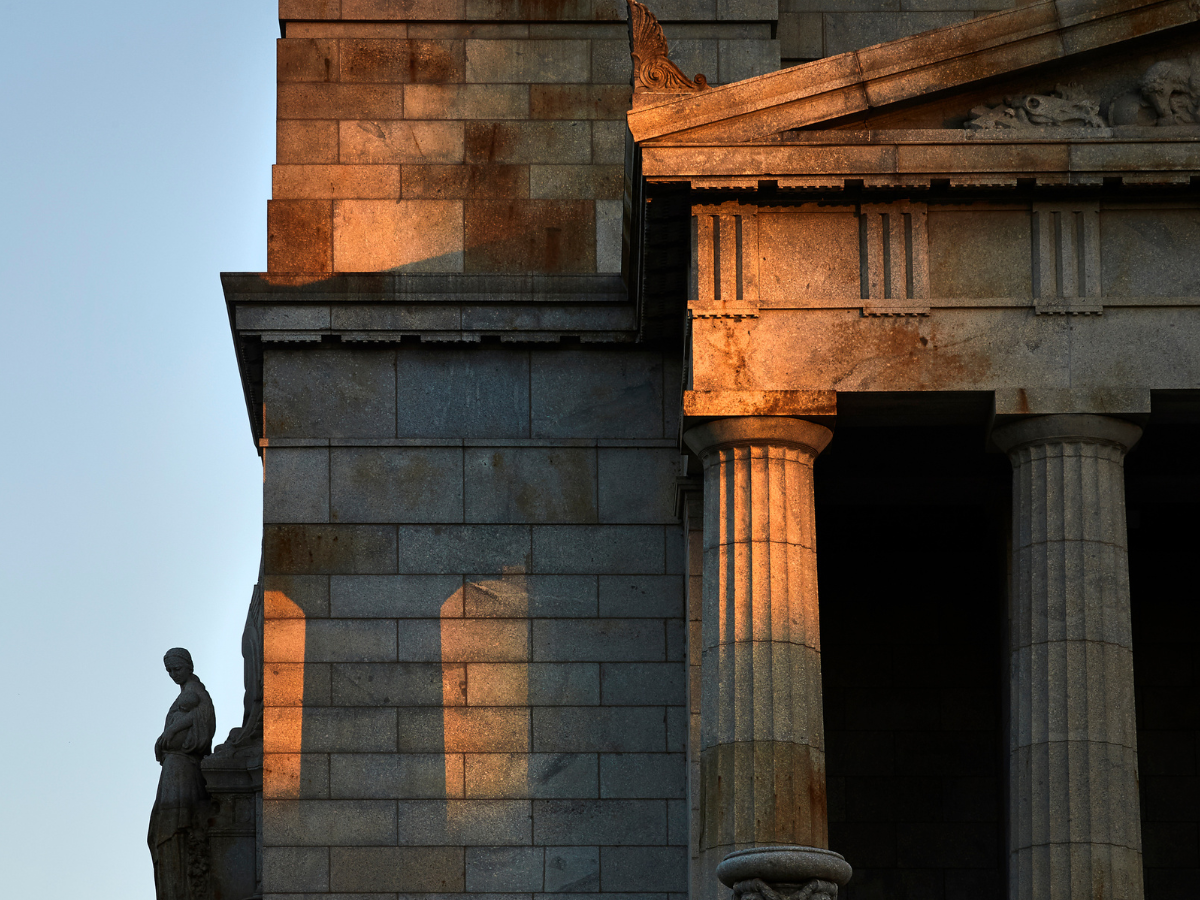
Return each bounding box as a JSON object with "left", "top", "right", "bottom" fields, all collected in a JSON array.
[{"left": 163, "top": 648, "right": 194, "bottom": 685}]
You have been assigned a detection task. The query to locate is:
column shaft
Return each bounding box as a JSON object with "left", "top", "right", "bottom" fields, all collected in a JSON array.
[
  {"left": 684, "top": 417, "right": 833, "bottom": 872},
  {"left": 995, "top": 415, "right": 1145, "bottom": 900}
]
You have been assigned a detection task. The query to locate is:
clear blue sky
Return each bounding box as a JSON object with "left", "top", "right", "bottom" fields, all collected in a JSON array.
[{"left": 0, "top": 2, "right": 275, "bottom": 895}]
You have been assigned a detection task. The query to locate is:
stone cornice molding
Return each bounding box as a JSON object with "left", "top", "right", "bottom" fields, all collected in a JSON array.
[{"left": 627, "top": 0, "right": 1200, "bottom": 144}]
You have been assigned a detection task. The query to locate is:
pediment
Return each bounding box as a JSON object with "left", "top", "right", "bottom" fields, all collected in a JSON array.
[{"left": 626, "top": 0, "right": 1200, "bottom": 145}]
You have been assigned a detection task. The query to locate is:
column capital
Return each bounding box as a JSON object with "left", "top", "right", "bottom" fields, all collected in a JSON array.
[
  {"left": 992, "top": 413, "right": 1142, "bottom": 456},
  {"left": 683, "top": 417, "right": 833, "bottom": 459}
]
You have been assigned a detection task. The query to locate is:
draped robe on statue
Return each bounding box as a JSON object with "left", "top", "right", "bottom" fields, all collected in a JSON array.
[{"left": 149, "top": 675, "right": 216, "bottom": 900}]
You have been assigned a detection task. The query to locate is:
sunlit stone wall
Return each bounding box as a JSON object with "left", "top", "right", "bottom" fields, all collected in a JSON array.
[{"left": 259, "top": 341, "right": 690, "bottom": 896}]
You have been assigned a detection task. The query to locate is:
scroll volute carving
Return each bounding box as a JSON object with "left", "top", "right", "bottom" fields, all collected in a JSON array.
[{"left": 626, "top": 0, "right": 708, "bottom": 93}]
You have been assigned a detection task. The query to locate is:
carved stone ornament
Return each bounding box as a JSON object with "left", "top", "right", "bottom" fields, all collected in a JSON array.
[
  {"left": 626, "top": 0, "right": 708, "bottom": 93},
  {"left": 212, "top": 557, "right": 264, "bottom": 760},
  {"left": 716, "top": 847, "right": 853, "bottom": 900},
  {"left": 966, "top": 84, "right": 1105, "bottom": 130},
  {"left": 732, "top": 878, "right": 840, "bottom": 900},
  {"left": 149, "top": 648, "right": 217, "bottom": 900},
  {"left": 1110, "top": 52, "right": 1200, "bottom": 126}
]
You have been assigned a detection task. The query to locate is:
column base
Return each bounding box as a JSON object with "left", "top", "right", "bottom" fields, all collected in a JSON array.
[{"left": 717, "top": 847, "right": 852, "bottom": 900}]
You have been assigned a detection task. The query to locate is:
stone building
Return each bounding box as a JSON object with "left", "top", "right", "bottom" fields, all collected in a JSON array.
[{"left": 220, "top": 0, "right": 1200, "bottom": 898}]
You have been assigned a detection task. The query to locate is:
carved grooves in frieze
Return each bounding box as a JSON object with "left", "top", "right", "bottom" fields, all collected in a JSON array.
[
  {"left": 1032, "top": 203, "right": 1102, "bottom": 315},
  {"left": 858, "top": 203, "right": 928, "bottom": 316},
  {"left": 692, "top": 207, "right": 759, "bottom": 319}
]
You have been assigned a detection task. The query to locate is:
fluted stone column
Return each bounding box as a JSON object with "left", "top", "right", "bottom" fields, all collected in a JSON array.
[
  {"left": 992, "top": 415, "right": 1145, "bottom": 900},
  {"left": 683, "top": 418, "right": 850, "bottom": 900}
]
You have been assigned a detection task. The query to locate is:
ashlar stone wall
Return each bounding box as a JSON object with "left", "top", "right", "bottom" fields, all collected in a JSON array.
[
  {"left": 259, "top": 340, "right": 691, "bottom": 899},
  {"left": 269, "top": 0, "right": 779, "bottom": 276}
]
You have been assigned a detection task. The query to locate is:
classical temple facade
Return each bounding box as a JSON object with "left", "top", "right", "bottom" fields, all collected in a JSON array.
[{"left": 220, "top": 0, "right": 1200, "bottom": 898}]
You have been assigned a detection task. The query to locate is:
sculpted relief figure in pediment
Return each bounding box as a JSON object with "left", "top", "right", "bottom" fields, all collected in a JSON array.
[
  {"left": 966, "top": 54, "right": 1200, "bottom": 130},
  {"left": 966, "top": 84, "right": 1106, "bottom": 130},
  {"left": 1111, "top": 52, "right": 1200, "bottom": 125}
]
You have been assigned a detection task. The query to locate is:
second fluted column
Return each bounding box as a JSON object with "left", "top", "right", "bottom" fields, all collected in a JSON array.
[{"left": 683, "top": 417, "right": 850, "bottom": 900}]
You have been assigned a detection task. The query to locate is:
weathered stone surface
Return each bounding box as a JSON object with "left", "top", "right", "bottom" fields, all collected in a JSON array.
[
  {"left": 268, "top": 200, "right": 332, "bottom": 273},
  {"left": 993, "top": 415, "right": 1146, "bottom": 900},
  {"left": 334, "top": 199, "right": 464, "bottom": 272},
  {"left": 464, "top": 200, "right": 596, "bottom": 273}
]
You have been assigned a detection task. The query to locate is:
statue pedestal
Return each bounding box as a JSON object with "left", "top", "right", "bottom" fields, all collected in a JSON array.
[{"left": 201, "top": 754, "right": 261, "bottom": 900}]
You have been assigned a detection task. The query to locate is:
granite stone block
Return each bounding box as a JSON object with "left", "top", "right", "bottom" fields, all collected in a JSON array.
[
  {"left": 340, "top": 38, "right": 465, "bottom": 83},
  {"left": 599, "top": 753, "right": 686, "bottom": 799},
  {"left": 278, "top": 83, "right": 407, "bottom": 119},
  {"left": 332, "top": 662, "right": 452, "bottom": 706},
  {"left": 405, "top": 84, "right": 529, "bottom": 119},
  {"left": 333, "top": 199, "right": 464, "bottom": 272},
  {"left": 265, "top": 524, "right": 399, "bottom": 575},
  {"left": 717, "top": 39, "right": 779, "bottom": 83},
  {"left": 467, "top": 662, "right": 600, "bottom": 705},
  {"left": 598, "top": 576, "right": 683, "bottom": 618},
  {"left": 273, "top": 164, "right": 402, "bottom": 200},
  {"left": 278, "top": 120, "right": 340, "bottom": 164},
  {"left": 396, "top": 344, "right": 530, "bottom": 439},
  {"left": 340, "top": 120, "right": 465, "bottom": 164},
  {"left": 465, "top": 39, "right": 590, "bottom": 83},
  {"left": 331, "top": 574, "right": 464, "bottom": 618},
  {"left": 331, "top": 753, "right": 462, "bottom": 799},
  {"left": 530, "top": 85, "right": 631, "bottom": 120},
  {"left": 778, "top": 12, "right": 822, "bottom": 58},
  {"left": 530, "top": 165, "right": 623, "bottom": 200},
  {"left": 402, "top": 164, "right": 530, "bottom": 199},
  {"left": 532, "top": 799, "right": 667, "bottom": 845},
  {"left": 596, "top": 199, "right": 623, "bottom": 274},
  {"left": 466, "top": 846, "right": 546, "bottom": 891},
  {"left": 465, "top": 447, "right": 598, "bottom": 523},
  {"left": 591, "top": 39, "right": 632, "bottom": 84},
  {"left": 263, "top": 799, "right": 397, "bottom": 845},
  {"left": 266, "top": 574, "right": 332, "bottom": 618},
  {"left": 305, "top": 619, "right": 398, "bottom": 662},
  {"left": 301, "top": 707, "right": 398, "bottom": 752},
  {"left": 533, "top": 619, "right": 666, "bottom": 661},
  {"left": 329, "top": 846, "right": 465, "bottom": 892},
  {"left": 441, "top": 619, "right": 531, "bottom": 662},
  {"left": 600, "top": 847, "right": 688, "bottom": 892},
  {"left": 465, "top": 752, "right": 599, "bottom": 799},
  {"left": 443, "top": 707, "right": 531, "bottom": 752},
  {"left": 277, "top": 38, "right": 337, "bottom": 83},
  {"left": 533, "top": 707, "right": 667, "bottom": 752},
  {"left": 545, "top": 846, "right": 601, "bottom": 892},
  {"left": 532, "top": 526, "right": 665, "bottom": 575},
  {"left": 591, "top": 120, "right": 626, "bottom": 165},
  {"left": 268, "top": 199, "right": 332, "bottom": 274},
  {"left": 266, "top": 662, "right": 332, "bottom": 707},
  {"left": 463, "top": 199, "right": 595, "bottom": 274},
  {"left": 396, "top": 799, "right": 532, "bottom": 845},
  {"left": 465, "top": 121, "right": 591, "bottom": 165},
  {"left": 823, "top": 11, "right": 971, "bottom": 55},
  {"left": 397, "top": 525, "right": 530, "bottom": 573},
  {"left": 264, "top": 344, "right": 396, "bottom": 439},
  {"left": 597, "top": 449, "right": 679, "bottom": 524},
  {"left": 464, "top": 574, "right": 597, "bottom": 617},
  {"left": 600, "top": 663, "right": 685, "bottom": 706},
  {"left": 395, "top": 708, "right": 456, "bottom": 751},
  {"left": 530, "top": 349, "right": 663, "bottom": 439},
  {"left": 263, "top": 846, "right": 330, "bottom": 893},
  {"left": 330, "top": 447, "right": 464, "bottom": 524}
]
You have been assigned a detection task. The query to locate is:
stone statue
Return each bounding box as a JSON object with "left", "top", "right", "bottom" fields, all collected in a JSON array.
[
  {"left": 149, "top": 647, "right": 216, "bottom": 900},
  {"left": 213, "top": 562, "right": 264, "bottom": 758}
]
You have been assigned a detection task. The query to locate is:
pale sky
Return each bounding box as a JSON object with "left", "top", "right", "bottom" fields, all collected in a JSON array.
[{"left": 0, "top": 3, "right": 276, "bottom": 896}]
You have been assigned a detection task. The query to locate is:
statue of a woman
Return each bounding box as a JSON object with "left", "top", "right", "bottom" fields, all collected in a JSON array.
[{"left": 148, "top": 648, "right": 216, "bottom": 900}]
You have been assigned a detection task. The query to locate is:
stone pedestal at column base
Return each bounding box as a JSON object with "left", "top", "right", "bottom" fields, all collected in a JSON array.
[
  {"left": 202, "top": 754, "right": 262, "bottom": 900},
  {"left": 717, "top": 847, "right": 852, "bottom": 900}
]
